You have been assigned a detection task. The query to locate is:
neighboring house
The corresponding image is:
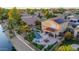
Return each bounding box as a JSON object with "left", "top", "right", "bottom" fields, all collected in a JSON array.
[
  {"left": 74, "top": 25, "right": 79, "bottom": 37},
  {"left": 21, "top": 16, "right": 39, "bottom": 25},
  {"left": 67, "top": 15, "right": 75, "bottom": 20},
  {"left": 21, "top": 13, "right": 28, "bottom": 16},
  {"left": 69, "top": 18, "right": 79, "bottom": 28},
  {"left": 67, "top": 17, "right": 79, "bottom": 37},
  {"left": 41, "top": 18, "right": 68, "bottom": 37}
]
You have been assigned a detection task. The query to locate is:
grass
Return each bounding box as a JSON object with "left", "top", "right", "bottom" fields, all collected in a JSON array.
[
  {"left": 56, "top": 39, "right": 79, "bottom": 51},
  {"left": 57, "top": 44, "right": 75, "bottom": 51},
  {"left": 63, "top": 39, "right": 79, "bottom": 45}
]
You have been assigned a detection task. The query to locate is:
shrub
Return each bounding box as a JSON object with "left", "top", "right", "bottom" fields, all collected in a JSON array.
[
  {"left": 77, "top": 48, "right": 79, "bottom": 51},
  {"left": 57, "top": 45, "right": 75, "bottom": 51},
  {"left": 64, "top": 32, "right": 73, "bottom": 40},
  {"left": 33, "top": 43, "right": 44, "bottom": 50},
  {"left": 25, "top": 31, "right": 35, "bottom": 42}
]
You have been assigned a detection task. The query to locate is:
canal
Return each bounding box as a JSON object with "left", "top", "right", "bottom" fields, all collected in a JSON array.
[{"left": 0, "top": 25, "right": 16, "bottom": 51}]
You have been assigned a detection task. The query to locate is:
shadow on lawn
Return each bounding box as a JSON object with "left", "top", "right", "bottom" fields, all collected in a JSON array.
[{"left": 62, "top": 39, "right": 79, "bottom": 45}]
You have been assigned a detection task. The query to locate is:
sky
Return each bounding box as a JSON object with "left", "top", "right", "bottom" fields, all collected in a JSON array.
[{"left": 0, "top": 0, "right": 79, "bottom": 8}]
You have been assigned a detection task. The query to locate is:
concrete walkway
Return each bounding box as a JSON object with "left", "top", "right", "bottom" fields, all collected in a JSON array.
[{"left": 12, "top": 31, "right": 35, "bottom": 51}]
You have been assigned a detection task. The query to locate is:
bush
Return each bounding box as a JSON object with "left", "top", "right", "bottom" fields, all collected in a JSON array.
[
  {"left": 35, "top": 20, "right": 42, "bottom": 31},
  {"left": 9, "top": 30, "right": 14, "bottom": 38},
  {"left": 64, "top": 32, "right": 73, "bottom": 40},
  {"left": 25, "top": 31, "right": 35, "bottom": 42},
  {"left": 33, "top": 43, "right": 44, "bottom": 50},
  {"left": 36, "top": 25, "right": 41, "bottom": 30},
  {"left": 77, "top": 48, "right": 79, "bottom": 51},
  {"left": 16, "top": 30, "right": 22, "bottom": 34},
  {"left": 57, "top": 45, "right": 75, "bottom": 51}
]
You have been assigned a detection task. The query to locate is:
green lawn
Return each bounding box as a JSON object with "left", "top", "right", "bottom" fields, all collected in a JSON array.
[
  {"left": 56, "top": 39, "right": 79, "bottom": 51},
  {"left": 57, "top": 44, "right": 75, "bottom": 51}
]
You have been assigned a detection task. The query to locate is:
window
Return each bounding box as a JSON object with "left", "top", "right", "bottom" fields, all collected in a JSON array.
[
  {"left": 77, "top": 20, "right": 79, "bottom": 22},
  {"left": 74, "top": 21, "right": 76, "bottom": 23},
  {"left": 77, "top": 32, "right": 79, "bottom": 34},
  {"left": 70, "top": 20, "right": 73, "bottom": 22}
]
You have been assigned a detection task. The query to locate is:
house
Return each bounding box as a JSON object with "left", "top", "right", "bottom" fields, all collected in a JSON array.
[
  {"left": 67, "top": 16, "right": 79, "bottom": 38},
  {"left": 21, "top": 15, "right": 39, "bottom": 25},
  {"left": 74, "top": 25, "right": 79, "bottom": 37},
  {"left": 69, "top": 18, "right": 79, "bottom": 28},
  {"left": 41, "top": 18, "right": 68, "bottom": 37},
  {"left": 67, "top": 15, "right": 76, "bottom": 20}
]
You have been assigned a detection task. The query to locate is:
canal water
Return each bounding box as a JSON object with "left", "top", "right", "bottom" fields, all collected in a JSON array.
[{"left": 0, "top": 25, "right": 16, "bottom": 51}]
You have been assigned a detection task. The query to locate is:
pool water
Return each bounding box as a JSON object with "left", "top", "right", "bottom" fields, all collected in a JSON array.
[
  {"left": 34, "top": 32, "right": 42, "bottom": 39},
  {"left": 34, "top": 32, "right": 42, "bottom": 42},
  {"left": 0, "top": 25, "right": 16, "bottom": 51}
]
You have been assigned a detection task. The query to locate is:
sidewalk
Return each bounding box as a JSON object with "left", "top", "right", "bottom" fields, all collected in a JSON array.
[{"left": 14, "top": 31, "right": 35, "bottom": 51}]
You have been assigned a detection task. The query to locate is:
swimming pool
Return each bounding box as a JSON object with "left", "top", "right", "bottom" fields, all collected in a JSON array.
[
  {"left": 0, "top": 25, "right": 16, "bottom": 51},
  {"left": 34, "top": 32, "right": 42, "bottom": 39}
]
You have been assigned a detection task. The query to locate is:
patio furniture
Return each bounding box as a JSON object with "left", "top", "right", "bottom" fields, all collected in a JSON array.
[
  {"left": 48, "top": 33, "right": 54, "bottom": 37},
  {"left": 44, "top": 39, "right": 49, "bottom": 43}
]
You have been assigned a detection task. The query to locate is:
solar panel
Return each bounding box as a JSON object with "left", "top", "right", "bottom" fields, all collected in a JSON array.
[{"left": 54, "top": 18, "right": 64, "bottom": 24}]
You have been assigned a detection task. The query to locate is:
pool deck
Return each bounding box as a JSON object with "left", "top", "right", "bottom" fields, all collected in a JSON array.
[{"left": 33, "top": 32, "right": 59, "bottom": 48}]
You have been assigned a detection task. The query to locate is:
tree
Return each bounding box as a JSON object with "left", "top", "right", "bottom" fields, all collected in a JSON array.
[
  {"left": 64, "top": 32, "right": 73, "bottom": 40},
  {"left": 43, "top": 9, "right": 57, "bottom": 19},
  {"left": 35, "top": 20, "right": 41, "bottom": 30},
  {"left": 58, "top": 8, "right": 66, "bottom": 14},
  {"left": 35, "top": 20, "right": 41, "bottom": 25},
  {"left": 0, "top": 7, "right": 4, "bottom": 22},
  {"left": 26, "top": 9, "right": 36, "bottom": 15},
  {"left": 8, "top": 7, "right": 21, "bottom": 29},
  {"left": 0, "top": 7, "right": 3, "bottom": 15}
]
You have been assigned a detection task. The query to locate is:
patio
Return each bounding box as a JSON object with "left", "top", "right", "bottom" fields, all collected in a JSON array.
[{"left": 33, "top": 32, "right": 59, "bottom": 46}]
